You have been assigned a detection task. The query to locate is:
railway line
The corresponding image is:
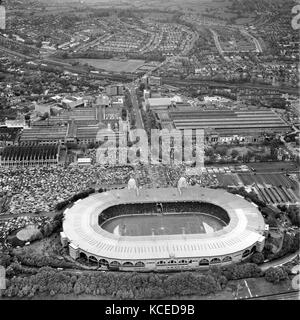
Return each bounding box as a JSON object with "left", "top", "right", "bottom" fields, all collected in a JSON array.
[
  {"left": 0, "top": 40, "right": 298, "bottom": 95},
  {"left": 162, "top": 77, "right": 300, "bottom": 95}
]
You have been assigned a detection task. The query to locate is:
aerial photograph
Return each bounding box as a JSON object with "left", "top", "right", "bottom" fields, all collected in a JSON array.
[{"left": 0, "top": 0, "right": 299, "bottom": 308}]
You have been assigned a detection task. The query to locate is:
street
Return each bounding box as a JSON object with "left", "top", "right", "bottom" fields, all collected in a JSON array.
[{"left": 127, "top": 84, "right": 144, "bottom": 130}]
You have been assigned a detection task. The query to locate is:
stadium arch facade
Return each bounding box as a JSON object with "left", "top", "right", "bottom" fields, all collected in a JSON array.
[{"left": 61, "top": 187, "right": 266, "bottom": 271}]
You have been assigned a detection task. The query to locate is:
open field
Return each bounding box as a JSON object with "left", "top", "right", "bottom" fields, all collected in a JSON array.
[
  {"left": 234, "top": 277, "right": 296, "bottom": 300},
  {"left": 101, "top": 213, "right": 226, "bottom": 236},
  {"left": 70, "top": 58, "right": 145, "bottom": 73},
  {"left": 169, "top": 277, "right": 297, "bottom": 300}
]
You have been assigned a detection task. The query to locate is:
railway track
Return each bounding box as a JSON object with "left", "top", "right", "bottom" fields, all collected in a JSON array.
[{"left": 162, "top": 77, "right": 299, "bottom": 95}]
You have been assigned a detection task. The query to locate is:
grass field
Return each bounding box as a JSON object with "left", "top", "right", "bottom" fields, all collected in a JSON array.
[
  {"left": 101, "top": 213, "right": 226, "bottom": 236},
  {"left": 71, "top": 58, "right": 145, "bottom": 73},
  {"left": 16, "top": 225, "right": 40, "bottom": 242}
]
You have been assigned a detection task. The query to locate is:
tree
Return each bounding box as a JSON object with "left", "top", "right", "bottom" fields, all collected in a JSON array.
[
  {"left": 265, "top": 267, "right": 288, "bottom": 284},
  {"left": 231, "top": 149, "right": 239, "bottom": 159},
  {"left": 221, "top": 263, "right": 262, "bottom": 280},
  {"left": 139, "top": 83, "right": 146, "bottom": 92},
  {"left": 205, "top": 148, "right": 215, "bottom": 157},
  {"left": 121, "top": 108, "right": 127, "bottom": 120},
  {"left": 216, "top": 146, "right": 227, "bottom": 157},
  {"left": 287, "top": 206, "right": 300, "bottom": 227},
  {"left": 251, "top": 252, "right": 264, "bottom": 265},
  {"left": 41, "top": 112, "right": 49, "bottom": 120},
  {"left": 0, "top": 253, "right": 11, "bottom": 268}
]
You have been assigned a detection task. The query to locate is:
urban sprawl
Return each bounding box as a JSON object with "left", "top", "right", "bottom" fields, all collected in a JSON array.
[{"left": 0, "top": 0, "right": 299, "bottom": 301}]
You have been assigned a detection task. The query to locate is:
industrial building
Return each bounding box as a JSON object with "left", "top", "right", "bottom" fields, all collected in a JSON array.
[
  {"left": 0, "top": 145, "right": 60, "bottom": 167},
  {"left": 156, "top": 107, "right": 291, "bottom": 144}
]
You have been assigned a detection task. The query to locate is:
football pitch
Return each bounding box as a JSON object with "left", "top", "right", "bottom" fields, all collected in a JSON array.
[
  {"left": 71, "top": 58, "right": 145, "bottom": 72},
  {"left": 101, "top": 213, "right": 226, "bottom": 236}
]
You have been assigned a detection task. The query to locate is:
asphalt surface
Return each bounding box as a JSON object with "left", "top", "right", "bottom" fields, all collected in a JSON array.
[{"left": 128, "top": 85, "right": 144, "bottom": 130}]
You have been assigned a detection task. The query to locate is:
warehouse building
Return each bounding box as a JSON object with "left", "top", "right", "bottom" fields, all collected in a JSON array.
[
  {"left": 0, "top": 145, "right": 60, "bottom": 167},
  {"left": 157, "top": 108, "right": 291, "bottom": 144}
]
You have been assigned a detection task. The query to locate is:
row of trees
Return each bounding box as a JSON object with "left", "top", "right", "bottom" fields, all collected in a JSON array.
[
  {"left": 227, "top": 187, "right": 266, "bottom": 208},
  {"left": 1, "top": 262, "right": 263, "bottom": 299},
  {"left": 286, "top": 206, "right": 300, "bottom": 227},
  {"left": 55, "top": 188, "right": 95, "bottom": 211},
  {"left": 10, "top": 251, "right": 74, "bottom": 270},
  {"left": 218, "top": 263, "right": 262, "bottom": 280},
  {"left": 264, "top": 232, "right": 300, "bottom": 261}
]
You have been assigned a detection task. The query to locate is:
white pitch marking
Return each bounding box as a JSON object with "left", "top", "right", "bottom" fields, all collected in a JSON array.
[{"left": 244, "top": 280, "right": 253, "bottom": 298}]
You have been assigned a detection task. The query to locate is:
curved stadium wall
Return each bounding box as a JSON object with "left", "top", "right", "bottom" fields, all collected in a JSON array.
[{"left": 62, "top": 187, "right": 266, "bottom": 271}]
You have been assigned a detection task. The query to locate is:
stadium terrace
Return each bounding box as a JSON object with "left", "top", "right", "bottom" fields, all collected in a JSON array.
[{"left": 62, "top": 186, "right": 266, "bottom": 271}]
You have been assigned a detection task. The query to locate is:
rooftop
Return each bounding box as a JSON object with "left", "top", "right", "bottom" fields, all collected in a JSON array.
[
  {"left": 148, "top": 97, "right": 172, "bottom": 107},
  {"left": 63, "top": 187, "right": 265, "bottom": 261}
]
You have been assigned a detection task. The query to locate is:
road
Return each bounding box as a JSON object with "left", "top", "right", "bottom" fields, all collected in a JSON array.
[
  {"left": 240, "top": 27, "right": 263, "bottom": 53},
  {"left": 188, "top": 16, "right": 263, "bottom": 53},
  {"left": 260, "top": 251, "right": 300, "bottom": 272},
  {"left": 0, "top": 210, "right": 61, "bottom": 221},
  {"left": 209, "top": 27, "right": 262, "bottom": 55},
  {"left": 127, "top": 84, "right": 144, "bottom": 130},
  {"left": 0, "top": 46, "right": 38, "bottom": 59},
  {"left": 209, "top": 28, "right": 224, "bottom": 55}
]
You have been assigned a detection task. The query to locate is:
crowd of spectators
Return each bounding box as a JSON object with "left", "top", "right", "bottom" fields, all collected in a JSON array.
[
  {"left": 147, "top": 164, "right": 219, "bottom": 188},
  {"left": 0, "top": 165, "right": 135, "bottom": 215},
  {"left": 186, "top": 174, "right": 219, "bottom": 187},
  {"left": 0, "top": 163, "right": 222, "bottom": 216}
]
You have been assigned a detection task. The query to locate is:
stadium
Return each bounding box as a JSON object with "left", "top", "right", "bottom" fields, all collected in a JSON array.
[{"left": 62, "top": 182, "right": 266, "bottom": 271}]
